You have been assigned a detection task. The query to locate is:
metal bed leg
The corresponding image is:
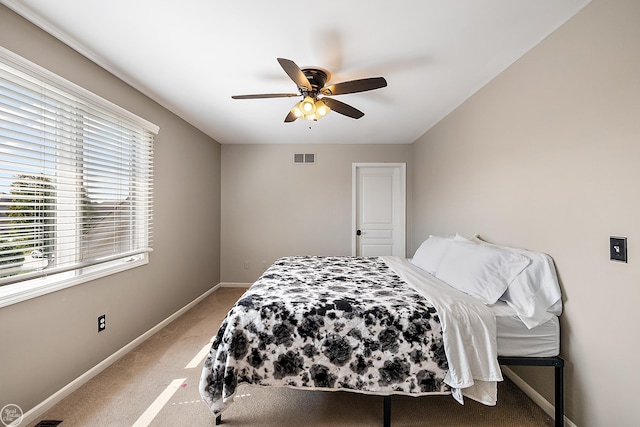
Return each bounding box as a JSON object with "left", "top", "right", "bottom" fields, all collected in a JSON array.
[
  {"left": 555, "top": 360, "right": 564, "bottom": 427},
  {"left": 498, "top": 356, "right": 565, "bottom": 427},
  {"left": 383, "top": 395, "right": 391, "bottom": 427}
]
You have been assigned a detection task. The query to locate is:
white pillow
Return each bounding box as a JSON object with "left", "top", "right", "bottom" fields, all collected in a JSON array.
[
  {"left": 435, "top": 240, "right": 531, "bottom": 305},
  {"left": 410, "top": 235, "right": 454, "bottom": 274},
  {"left": 471, "top": 236, "right": 562, "bottom": 328}
]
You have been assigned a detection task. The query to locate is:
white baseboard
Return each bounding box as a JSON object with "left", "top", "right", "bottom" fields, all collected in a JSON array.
[
  {"left": 219, "top": 282, "right": 251, "bottom": 288},
  {"left": 21, "top": 284, "right": 223, "bottom": 426},
  {"left": 502, "top": 366, "right": 576, "bottom": 427}
]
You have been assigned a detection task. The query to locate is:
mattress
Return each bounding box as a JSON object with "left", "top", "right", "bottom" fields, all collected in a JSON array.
[{"left": 492, "top": 301, "right": 560, "bottom": 358}]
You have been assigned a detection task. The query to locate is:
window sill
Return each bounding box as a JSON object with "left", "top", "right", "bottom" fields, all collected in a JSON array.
[{"left": 0, "top": 254, "right": 149, "bottom": 309}]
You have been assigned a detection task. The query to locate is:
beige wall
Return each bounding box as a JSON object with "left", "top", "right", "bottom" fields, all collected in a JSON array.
[
  {"left": 412, "top": 0, "right": 640, "bottom": 425},
  {"left": 0, "top": 6, "right": 221, "bottom": 414},
  {"left": 221, "top": 143, "right": 413, "bottom": 283}
]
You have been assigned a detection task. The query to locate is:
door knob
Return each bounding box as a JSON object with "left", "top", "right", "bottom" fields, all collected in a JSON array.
[{"left": 356, "top": 229, "right": 362, "bottom": 236}]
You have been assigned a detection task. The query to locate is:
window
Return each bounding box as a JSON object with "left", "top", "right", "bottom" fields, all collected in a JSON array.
[{"left": 0, "top": 47, "right": 158, "bottom": 307}]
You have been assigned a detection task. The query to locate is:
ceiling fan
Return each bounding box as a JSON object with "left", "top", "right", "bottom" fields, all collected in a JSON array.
[{"left": 232, "top": 58, "right": 387, "bottom": 122}]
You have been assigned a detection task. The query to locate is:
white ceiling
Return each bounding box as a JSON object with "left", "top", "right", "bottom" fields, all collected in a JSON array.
[{"left": 3, "top": 0, "right": 590, "bottom": 145}]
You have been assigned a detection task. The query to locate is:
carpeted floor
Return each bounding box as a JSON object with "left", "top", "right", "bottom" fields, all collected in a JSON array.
[{"left": 28, "top": 287, "right": 554, "bottom": 426}]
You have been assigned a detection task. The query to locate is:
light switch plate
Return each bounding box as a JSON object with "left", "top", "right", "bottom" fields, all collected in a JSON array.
[{"left": 610, "top": 237, "right": 627, "bottom": 262}]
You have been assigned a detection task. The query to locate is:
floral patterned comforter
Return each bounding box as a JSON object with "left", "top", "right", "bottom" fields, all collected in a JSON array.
[{"left": 199, "top": 256, "right": 453, "bottom": 416}]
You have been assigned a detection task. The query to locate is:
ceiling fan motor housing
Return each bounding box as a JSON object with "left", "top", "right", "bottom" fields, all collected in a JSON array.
[{"left": 301, "top": 67, "right": 330, "bottom": 97}]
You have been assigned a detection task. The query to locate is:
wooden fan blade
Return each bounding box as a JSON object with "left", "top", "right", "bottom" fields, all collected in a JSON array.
[
  {"left": 321, "top": 77, "right": 387, "bottom": 96},
  {"left": 322, "top": 97, "right": 364, "bottom": 119},
  {"left": 277, "top": 58, "right": 312, "bottom": 91},
  {"left": 232, "top": 93, "right": 299, "bottom": 99},
  {"left": 284, "top": 111, "right": 298, "bottom": 122}
]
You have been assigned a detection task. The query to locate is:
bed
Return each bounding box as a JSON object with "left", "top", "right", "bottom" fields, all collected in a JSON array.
[{"left": 199, "top": 235, "right": 564, "bottom": 426}]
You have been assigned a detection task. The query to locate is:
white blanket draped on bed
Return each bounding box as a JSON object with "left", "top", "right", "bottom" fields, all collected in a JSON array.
[{"left": 382, "top": 256, "right": 503, "bottom": 405}]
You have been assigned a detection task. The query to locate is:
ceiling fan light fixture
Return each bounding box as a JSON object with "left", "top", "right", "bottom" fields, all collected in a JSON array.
[
  {"left": 291, "top": 97, "right": 330, "bottom": 121},
  {"left": 290, "top": 104, "right": 304, "bottom": 118},
  {"left": 315, "top": 100, "right": 330, "bottom": 117},
  {"left": 300, "top": 96, "right": 316, "bottom": 114}
]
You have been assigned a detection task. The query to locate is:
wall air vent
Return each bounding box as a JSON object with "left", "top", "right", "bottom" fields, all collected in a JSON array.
[{"left": 293, "top": 153, "right": 316, "bottom": 164}]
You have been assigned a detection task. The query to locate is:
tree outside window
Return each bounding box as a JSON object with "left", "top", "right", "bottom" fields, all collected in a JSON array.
[{"left": 0, "top": 174, "right": 55, "bottom": 277}]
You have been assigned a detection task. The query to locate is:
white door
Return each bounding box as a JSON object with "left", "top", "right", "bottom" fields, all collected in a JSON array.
[{"left": 352, "top": 163, "right": 406, "bottom": 257}]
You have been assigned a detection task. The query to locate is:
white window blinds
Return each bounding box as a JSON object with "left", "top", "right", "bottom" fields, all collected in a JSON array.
[{"left": 0, "top": 48, "right": 157, "bottom": 287}]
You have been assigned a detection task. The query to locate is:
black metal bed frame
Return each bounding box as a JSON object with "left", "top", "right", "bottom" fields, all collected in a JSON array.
[
  {"left": 381, "top": 356, "right": 565, "bottom": 427},
  {"left": 497, "top": 356, "right": 565, "bottom": 427},
  {"left": 215, "top": 356, "right": 564, "bottom": 427}
]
